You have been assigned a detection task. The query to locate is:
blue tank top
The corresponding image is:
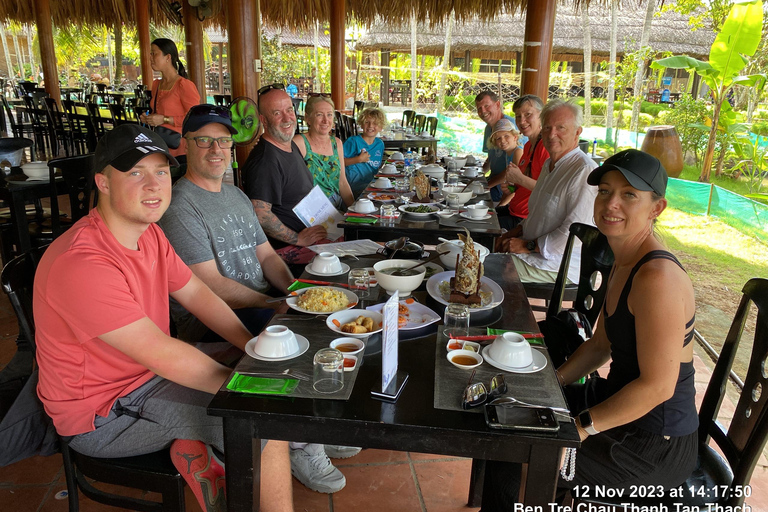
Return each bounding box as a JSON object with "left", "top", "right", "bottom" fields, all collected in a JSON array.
[{"left": 603, "top": 250, "right": 699, "bottom": 437}]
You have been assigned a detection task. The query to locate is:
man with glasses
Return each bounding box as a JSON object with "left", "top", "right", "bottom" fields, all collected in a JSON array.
[
  {"left": 159, "top": 104, "right": 354, "bottom": 494},
  {"left": 243, "top": 86, "right": 329, "bottom": 267},
  {"left": 158, "top": 104, "right": 294, "bottom": 344}
]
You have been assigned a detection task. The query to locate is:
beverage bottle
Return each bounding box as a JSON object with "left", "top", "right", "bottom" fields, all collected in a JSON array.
[{"left": 592, "top": 139, "right": 597, "bottom": 157}]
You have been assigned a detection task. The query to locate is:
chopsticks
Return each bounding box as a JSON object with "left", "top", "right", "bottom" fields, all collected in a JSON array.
[
  {"left": 448, "top": 333, "right": 543, "bottom": 341},
  {"left": 295, "top": 279, "right": 350, "bottom": 288}
]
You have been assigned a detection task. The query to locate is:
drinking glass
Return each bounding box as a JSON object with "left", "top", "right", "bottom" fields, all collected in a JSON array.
[
  {"left": 380, "top": 204, "right": 397, "bottom": 225},
  {"left": 313, "top": 348, "right": 344, "bottom": 394},
  {"left": 446, "top": 172, "right": 460, "bottom": 187},
  {"left": 348, "top": 268, "right": 370, "bottom": 298},
  {"left": 443, "top": 304, "right": 470, "bottom": 338}
]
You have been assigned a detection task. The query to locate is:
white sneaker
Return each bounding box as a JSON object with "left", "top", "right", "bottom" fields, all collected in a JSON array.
[
  {"left": 324, "top": 445, "right": 362, "bottom": 459},
  {"left": 289, "top": 444, "right": 346, "bottom": 493}
]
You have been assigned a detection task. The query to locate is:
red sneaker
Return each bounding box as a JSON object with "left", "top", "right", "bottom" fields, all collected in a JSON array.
[{"left": 170, "top": 439, "right": 226, "bottom": 512}]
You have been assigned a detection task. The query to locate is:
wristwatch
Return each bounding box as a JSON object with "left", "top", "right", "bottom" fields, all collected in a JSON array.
[
  {"left": 578, "top": 409, "right": 600, "bottom": 436},
  {"left": 525, "top": 239, "right": 536, "bottom": 252}
]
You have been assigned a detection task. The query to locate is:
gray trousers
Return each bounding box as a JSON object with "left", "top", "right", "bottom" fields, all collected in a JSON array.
[{"left": 69, "top": 376, "right": 224, "bottom": 458}]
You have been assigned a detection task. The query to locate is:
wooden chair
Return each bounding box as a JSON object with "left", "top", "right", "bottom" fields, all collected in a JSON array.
[
  {"left": 334, "top": 110, "right": 348, "bottom": 141},
  {"left": 44, "top": 98, "right": 75, "bottom": 157},
  {"left": 401, "top": 109, "right": 416, "bottom": 128},
  {"left": 0, "top": 247, "right": 187, "bottom": 512},
  {"left": 576, "top": 278, "right": 768, "bottom": 510},
  {"left": 524, "top": 223, "right": 613, "bottom": 320},
  {"left": 22, "top": 96, "right": 53, "bottom": 159},
  {"left": 213, "top": 94, "right": 231, "bottom": 107},
  {"left": 2, "top": 96, "right": 35, "bottom": 141}
]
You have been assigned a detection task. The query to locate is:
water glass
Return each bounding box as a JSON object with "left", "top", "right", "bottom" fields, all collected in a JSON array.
[
  {"left": 348, "top": 268, "right": 370, "bottom": 298},
  {"left": 446, "top": 172, "right": 460, "bottom": 186},
  {"left": 380, "top": 204, "right": 397, "bottom": 224},
  {"left": 395, "top": 177, "right": 410, "bottom": 193},
  {"left": 313, "top": 348, "right": 344, "bottom": 394},
  {"left": 443, "top": 304, "right": 470, "bottom": 338}
]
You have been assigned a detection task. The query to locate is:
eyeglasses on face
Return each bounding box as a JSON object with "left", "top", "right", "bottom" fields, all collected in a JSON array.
[
  {"left": 186, "top": 104, "right": 232, "bottom": 119},
  {"left": 186, "top": 136, "right": 235, "bottom": 149}
]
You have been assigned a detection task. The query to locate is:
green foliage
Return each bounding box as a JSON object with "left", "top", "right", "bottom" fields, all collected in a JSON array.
[
  {"left": 730, "top": 128, "right": 768, "bottom": 193},
  {"left": 658, "top": 94, "right": 711, "bottom": 163},
  {"left": 751, "top": 121, "right": 768, "bottom": 136},
  {"left": 651, "top": 0, "right": 766, "bottom": 181}
]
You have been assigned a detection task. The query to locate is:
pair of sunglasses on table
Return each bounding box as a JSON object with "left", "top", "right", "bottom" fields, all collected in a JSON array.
[{"left": 462, "top": 372, "right": 508, "bottom": 410}]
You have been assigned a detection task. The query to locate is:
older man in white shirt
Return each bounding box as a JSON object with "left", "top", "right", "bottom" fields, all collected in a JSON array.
[{"left": 495, "top": 99, "right": 597, "bottom": 283}]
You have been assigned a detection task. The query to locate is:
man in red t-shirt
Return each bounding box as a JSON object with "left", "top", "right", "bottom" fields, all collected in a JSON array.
[{"left": 34, "top": 124, "right": 293, "bottom": 512}]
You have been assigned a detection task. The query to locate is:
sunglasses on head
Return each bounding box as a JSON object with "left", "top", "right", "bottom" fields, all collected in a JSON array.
[
  {"left": 307, "top": 92, "right": 331, "bottom": 98},
  {"left": 258, "top": 83, "right": 286, "bottom": 97}
]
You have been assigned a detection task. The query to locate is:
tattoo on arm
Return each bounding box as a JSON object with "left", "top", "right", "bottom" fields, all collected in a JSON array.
[{"left": 252, "top": 200, "right": 298, "bottom": 244}]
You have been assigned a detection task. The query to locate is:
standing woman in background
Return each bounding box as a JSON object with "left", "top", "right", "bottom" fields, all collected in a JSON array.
[{"left": 140, "top": 38, "right": 200, "bottom": 163}]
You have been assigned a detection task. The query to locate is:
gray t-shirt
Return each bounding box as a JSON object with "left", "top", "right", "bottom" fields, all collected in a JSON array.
[{"left": 158, "top": 177, "right": 269, "bottom": 342}]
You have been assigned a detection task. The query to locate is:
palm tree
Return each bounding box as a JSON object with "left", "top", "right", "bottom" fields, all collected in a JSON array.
[{"left": 630, "top": 0, "right": 657, "bottom": 133}]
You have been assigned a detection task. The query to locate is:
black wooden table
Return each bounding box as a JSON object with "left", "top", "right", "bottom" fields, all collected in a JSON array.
[
  {"left": 208, "top": 254, "right": 579, "bottom": 511},
  {"left": 382, "top": 135, "right": 439, "bottom": 153}
]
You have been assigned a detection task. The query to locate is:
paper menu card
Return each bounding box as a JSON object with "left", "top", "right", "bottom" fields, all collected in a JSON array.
[
  {"left": 380, "top": 291, "right": 400, "bottom": 392},
  {"left": 292, "top": 185, "right": 344, "bottom": 240}
]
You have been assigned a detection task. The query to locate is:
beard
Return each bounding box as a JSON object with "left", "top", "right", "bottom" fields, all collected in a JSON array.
[{"left": 267, "top": 121, "right": 296, "bottom": 143}]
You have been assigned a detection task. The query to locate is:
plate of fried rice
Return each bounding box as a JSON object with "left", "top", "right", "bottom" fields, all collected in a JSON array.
[{"left": 287, "top": 287, "right": 359, "bottom": 314}]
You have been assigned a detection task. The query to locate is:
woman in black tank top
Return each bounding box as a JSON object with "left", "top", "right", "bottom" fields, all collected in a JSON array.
[{"left": 481, "top": 150, "right": 698, "bottom": 511}]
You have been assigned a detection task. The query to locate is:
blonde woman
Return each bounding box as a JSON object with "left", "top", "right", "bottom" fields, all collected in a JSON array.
[{"left": 292, "top": 95, "right": 354, "bottom": 208}]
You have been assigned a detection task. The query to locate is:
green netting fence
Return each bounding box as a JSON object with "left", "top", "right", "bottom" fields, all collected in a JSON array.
[{"left": 667, "top": 178, "right": 768, "bottom": 245}]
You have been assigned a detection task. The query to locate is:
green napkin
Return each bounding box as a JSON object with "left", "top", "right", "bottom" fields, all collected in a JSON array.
[
  {"left": 486, "top": 328, "right": 545, "bottom": 347},
  {"left": 345, "top": 216, "right": 379, "bottom": 224},
  {"left": 226, "top": 374, "right": 299, "bottom": 395}
]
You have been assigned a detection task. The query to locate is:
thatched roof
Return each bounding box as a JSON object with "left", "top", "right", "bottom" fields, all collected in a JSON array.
[
  {"left": 355, "top": 3, "right": 716, "bottom": 60},
  {"left": 206, "top": 27, "right": 330, "bottom": 48},
  {"left": 0, "top": 0, "right": 599, "bottom": 30}
]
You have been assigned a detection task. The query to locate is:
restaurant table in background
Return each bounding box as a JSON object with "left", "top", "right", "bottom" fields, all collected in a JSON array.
[
  {"left": 381, "top": 135, "right": 439, "bottom": 154},
  {"left": 0, "top": 169, "right": 68, "bottom": 257},
  {"left": 208, "top": 253, "right": 579, "bottom": 511}
]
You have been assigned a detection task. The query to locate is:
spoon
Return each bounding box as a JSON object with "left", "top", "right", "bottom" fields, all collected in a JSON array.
[
  {"left": 391, "top": 251, "right": 449, "bottom": 276},
  {"left": 489, "top": 396, "right": 571, "bottom": 415},
  {"left": 438, "top": 237, "right": 462, "bottom": 248},
  {"left": 388, "top": 236, "right": 409, "bottom": 259},
  {"left": 265, "top": 292, "right": 298, "bottom": 304}
]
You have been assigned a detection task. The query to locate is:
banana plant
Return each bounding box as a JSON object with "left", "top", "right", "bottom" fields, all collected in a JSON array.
[{"left": 651, "top": 0, "right": 766, "bottom": 182}]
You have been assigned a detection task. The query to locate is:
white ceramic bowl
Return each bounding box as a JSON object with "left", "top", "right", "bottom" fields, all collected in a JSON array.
[
  {"left": 445, "top": 156, "right": 467, "bottom": 169},
  {"left": 441, "top": 186, "right": 473, "bottom": 206},
  {"left": 373, "top": 259, "right": 427, "bottom": 297},
  {"left": 487, "top": 332, "right": 533, "bottom": 368},
  {"left": 466, "top": 155, "right": 477, "bottom": 165},
  {"left": 252, "top": 325, "right": 299, "bottom": 358},
  {"left": 419, "top": 164, "right": 445, "bottom": 180},
  {"left": 343, "top": 354, "right": 359, "bottom": 372},
  {"left": 354, "top": 198, "right": 376, "bottom": 213},
  {"left": 330, "top": 337, "right": 365, "bottom": 357},
  {"left": 465, "top": 204, "right": 489, "bottom": 219},
  {"left": 374, "top": 177, "right": 392, "bottom": 189},
  {"left": 310, "top": 252, "right": 343, "bottom": 274},
  {"left": 446, "top": 339, "right": 481, "bottom": 353},
  {"left": 380, "top": 163, "right": 398, "bottom": 175},
  {"left": 447, "top": 349, "right": 483, "bottom": 370},
  {"left": 390, "top": 151, "right": 404, "bottom": 161},
  {"left": 463, "top": 167, "right": 479, "bottom": 178},
  {"left": 437, "top": 240, "right": 490, "bottom": 269},
  {"left": 21, "top": 162, "right": 49, "bottom": 179}
]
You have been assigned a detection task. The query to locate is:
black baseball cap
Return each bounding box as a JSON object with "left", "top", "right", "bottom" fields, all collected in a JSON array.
[
  {"left": 182, "top": 104, "right": 238, "bottom": 135},
  {"left": 587, "top": 149, "right": 667, "bottom": 196},
  {"left": 92, "top": 124, "right": 178, "bottom": 173}
]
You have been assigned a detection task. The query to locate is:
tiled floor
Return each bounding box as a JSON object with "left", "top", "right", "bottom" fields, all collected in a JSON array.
[{"left": 1, "top": 295, "right": 767, "bottom": 511}]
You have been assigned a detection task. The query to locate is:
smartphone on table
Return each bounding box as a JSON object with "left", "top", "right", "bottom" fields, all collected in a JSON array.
[{"left": 484, "top": 404, "right": 560, "bottom": 433}]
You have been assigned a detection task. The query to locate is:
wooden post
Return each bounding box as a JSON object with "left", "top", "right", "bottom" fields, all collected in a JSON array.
[
  {"left": 32, "top": 0, "right": 60, "bottom": 102},
  {"left": 464, "top": 50, "right": 472, "bottom": 73},
  {"left": 330, "top": 0, "right": 346, "bottom": 111},
  {"left": 183, "top": 2, "right": 206, "bottom": 103},
  {"left": 135, "top": 0, "right": 153, "bottom": 86},
  {"left": 218, "top": 43, "right": 224, "bottom": 94},
  {"left": 381, "top": 50, "right": 390, "bottom": 106},
  {"left": 520, "top": 0, "right": 556, "bottom": 101},
  {"left": 226, "top": 0, "right": 261, "bottom": 163}
]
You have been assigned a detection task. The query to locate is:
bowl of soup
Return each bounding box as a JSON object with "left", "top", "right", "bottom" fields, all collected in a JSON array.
[
  {"left": 447, "top": 349, "right": 483, "bottom": 370},
  {"left": 373, "top": 259, "right": 427, "bottom": 297}
]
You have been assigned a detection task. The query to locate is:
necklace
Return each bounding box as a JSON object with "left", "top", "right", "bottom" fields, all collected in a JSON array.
[{"left": 560, "top": 448, "right": 576, "bottom": 481}]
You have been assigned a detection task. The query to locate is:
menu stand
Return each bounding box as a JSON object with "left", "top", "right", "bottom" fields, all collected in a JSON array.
[{"left": 371, "top": 370, "right": 409, "bottom": 402}]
